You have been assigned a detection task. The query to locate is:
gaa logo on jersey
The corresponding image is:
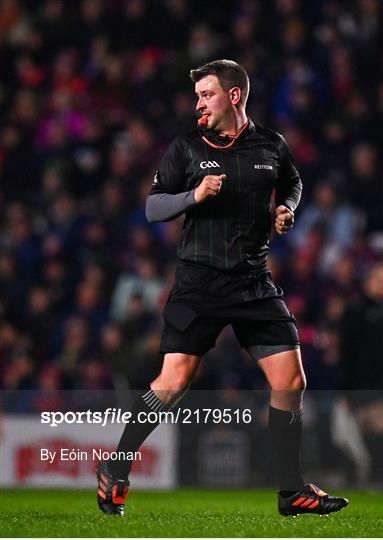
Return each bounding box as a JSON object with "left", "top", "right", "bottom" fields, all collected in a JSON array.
[{"left": 200, "top": 161, "right": 220, "bottom": 169}]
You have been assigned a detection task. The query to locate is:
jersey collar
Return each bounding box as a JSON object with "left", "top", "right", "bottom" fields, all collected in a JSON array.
[{"left": 198, "top": 117, "right": 255, "bottom": 149}]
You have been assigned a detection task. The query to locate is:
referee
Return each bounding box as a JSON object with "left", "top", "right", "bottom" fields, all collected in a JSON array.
[{"left": 96, "top": 60, "right": 349, "bottom": 517}]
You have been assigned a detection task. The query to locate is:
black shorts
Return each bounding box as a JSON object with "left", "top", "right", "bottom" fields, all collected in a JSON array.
[{"left": 160, "top": 262, "right": 300, "bottom": 357}]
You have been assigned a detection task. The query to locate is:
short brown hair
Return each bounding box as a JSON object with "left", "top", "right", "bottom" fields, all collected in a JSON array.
[{"left": 190, "top": 59, "right": 250, "bottom": 105}]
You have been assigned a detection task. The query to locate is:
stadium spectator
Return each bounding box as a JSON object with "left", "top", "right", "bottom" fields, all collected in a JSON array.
[{"left": 340, "top": 262, "right": 383, "bottom": 391}]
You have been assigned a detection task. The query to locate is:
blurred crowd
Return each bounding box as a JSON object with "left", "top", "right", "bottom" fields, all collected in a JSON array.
[{"left": 1, "top": 0, "right": 383, "bottom": 410}]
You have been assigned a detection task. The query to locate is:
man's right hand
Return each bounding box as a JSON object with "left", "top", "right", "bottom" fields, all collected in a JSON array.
[{"left": 193, "top": 174, "right": 227, "bottom": 203}]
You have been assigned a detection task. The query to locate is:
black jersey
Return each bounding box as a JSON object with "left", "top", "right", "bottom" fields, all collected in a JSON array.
[{"left": 148, "top": 119, "right": 302, "bottom": 273}]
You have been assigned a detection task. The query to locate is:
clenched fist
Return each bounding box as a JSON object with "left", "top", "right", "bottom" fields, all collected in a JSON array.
[
  {"left": 194, "top": 174, "right": 227, "bottom": 203},
  {"left": 275, "top": 205, "right": 294, "bottom": 235}
]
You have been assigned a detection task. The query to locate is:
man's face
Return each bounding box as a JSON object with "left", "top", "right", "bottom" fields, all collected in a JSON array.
[{"left": 195, "top": 75, "right": 232, "bottom": 131}]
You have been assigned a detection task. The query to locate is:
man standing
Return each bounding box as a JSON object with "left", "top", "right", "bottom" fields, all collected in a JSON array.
[{"left": 96, "top": 60, "right": 349, "bottom": 517}]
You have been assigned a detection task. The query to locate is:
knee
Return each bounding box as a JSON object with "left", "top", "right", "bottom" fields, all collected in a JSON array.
[
  {"left": 291, "top": 372, "right": 306, "bottom": 392},
  {"left": 271, "top": 371, "right": 306, "bottom": 392}
]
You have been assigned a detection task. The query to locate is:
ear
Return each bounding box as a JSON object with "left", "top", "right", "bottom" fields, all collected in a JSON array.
[{"left": 229, "top": 87, "right": 241, "bottom": 105}]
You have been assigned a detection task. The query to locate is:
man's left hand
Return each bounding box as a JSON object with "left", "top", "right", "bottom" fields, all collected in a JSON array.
[{"left": 275, "top": 205, "right": 294, "bottom": 235}]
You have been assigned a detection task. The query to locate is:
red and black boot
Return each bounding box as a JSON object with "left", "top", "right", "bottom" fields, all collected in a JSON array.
[
  {"left": 96, "top": 461, "right": 130, "bottom": 516},
  {"left": 278, "top": 483, "right": 349, "bottom": 517}
]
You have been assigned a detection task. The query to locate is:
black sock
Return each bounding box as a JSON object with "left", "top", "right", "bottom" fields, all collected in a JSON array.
[
  {"left": 108, "top": 388, "right": 168, "bottom": 479},
  {"left": 268, "top": 405, "right": 304, "bottom": 492}
]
